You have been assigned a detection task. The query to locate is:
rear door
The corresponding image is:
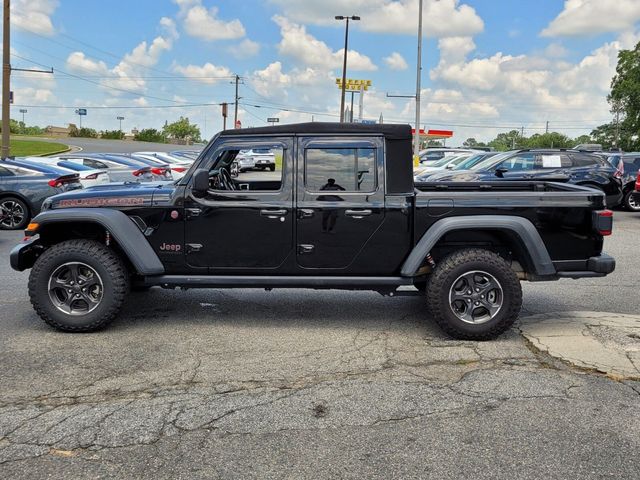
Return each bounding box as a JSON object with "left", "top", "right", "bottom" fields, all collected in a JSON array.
[{"left": 296, "top": 136, "right": 385, "bottom": 271}]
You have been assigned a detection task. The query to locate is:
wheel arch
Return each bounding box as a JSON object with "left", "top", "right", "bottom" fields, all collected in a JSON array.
[
  {"left": 30, "top": 208, "right": 164, "bottom": 275},
  {"left": 401, "top": 215, "right": 556, "bottom": 278}
]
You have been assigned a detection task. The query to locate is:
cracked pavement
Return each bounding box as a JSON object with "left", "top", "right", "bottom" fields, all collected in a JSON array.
[{"left": 0, "top": 211, "right": 639, "bottom": 479}]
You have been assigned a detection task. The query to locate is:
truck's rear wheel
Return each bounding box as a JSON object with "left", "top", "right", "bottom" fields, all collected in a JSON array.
[
  {"left": 426, "top": 249, "right": 522, "bottom": 340},
  {"left": 28, "top": 240, "right": 129, "bottom": 332}
]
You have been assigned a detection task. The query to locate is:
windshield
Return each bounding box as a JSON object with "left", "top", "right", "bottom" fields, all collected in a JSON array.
[
  {"left": 453, "top": 153, "right": 493, "bottom": 170},
  {"left": 470, "top": 151, "right": 514, "bottom": 170},
  {"left": 431, "top": 155, "right": 461, "bottom": 167}
]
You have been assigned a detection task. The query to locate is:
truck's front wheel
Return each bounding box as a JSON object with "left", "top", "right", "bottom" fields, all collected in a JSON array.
[
  {"left": 426, "top": 249, "right": 522, "bottom": 340},
  {"left": 28, "top": 240, "right": 129, "bottom": 332}
]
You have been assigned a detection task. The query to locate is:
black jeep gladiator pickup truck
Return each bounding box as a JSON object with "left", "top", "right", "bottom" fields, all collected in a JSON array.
[{"left": 10, "top": 123, "right": 615, "bottom": 339}]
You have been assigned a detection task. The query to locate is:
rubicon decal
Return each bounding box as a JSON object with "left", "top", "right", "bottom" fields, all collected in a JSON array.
[{"left": 57, "top": 197, "right": 146, "bottom": 208}]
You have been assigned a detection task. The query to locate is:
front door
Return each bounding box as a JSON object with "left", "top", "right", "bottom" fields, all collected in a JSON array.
[
  {"left": 184, "top": 136, "right": 294, "bottom": 272},
  {"left": 296, "top": 136, "right": 385, "bottom": 271}
]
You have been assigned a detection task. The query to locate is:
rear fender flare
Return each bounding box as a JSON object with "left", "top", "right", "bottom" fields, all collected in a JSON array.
[{"left": 401, "top": 215, "right": 555, "bottom": 277}]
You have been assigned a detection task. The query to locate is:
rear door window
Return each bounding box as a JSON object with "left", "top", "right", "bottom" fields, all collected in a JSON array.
[{"left": 305, "top": 147, "right": 377, "bottom": 192}]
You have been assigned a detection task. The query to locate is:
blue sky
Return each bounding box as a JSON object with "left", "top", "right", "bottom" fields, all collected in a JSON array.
[{"left": 7, "top": 0, "right": 640, "bottom": 142}]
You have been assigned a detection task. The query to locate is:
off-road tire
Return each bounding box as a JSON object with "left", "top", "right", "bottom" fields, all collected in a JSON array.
[
  {"left": 28, "top": 240, "right": 129, "bottom": 332},
  {"left": 269, "top": 165, "right": 276, "bottom": 172},
  {"left": 426, "top": 248, "right": 522, "bottom": 340},
  {"left": 623, "top": 191, "right": 640, "bottom": 212}
]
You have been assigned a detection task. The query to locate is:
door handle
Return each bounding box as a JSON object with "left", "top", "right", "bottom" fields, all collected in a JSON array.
[
  {"left": 260, "top": 209, "right": 287, "bottom": 218},
  {"left": 345, "top": 209, "right": 372, "bottom": 218}
]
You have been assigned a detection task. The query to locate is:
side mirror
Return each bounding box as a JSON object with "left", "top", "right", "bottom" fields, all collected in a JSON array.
[
  {"left": 191, "top": 168, "right": 210, "bottom": 197},
  {"left": 495, "top": 167, "right": 508, "bottom": 178}
]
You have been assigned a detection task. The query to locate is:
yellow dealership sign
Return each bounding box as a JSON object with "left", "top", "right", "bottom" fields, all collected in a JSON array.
[{"left": 335, "top": 78, "right": 372, "bottom": 91}]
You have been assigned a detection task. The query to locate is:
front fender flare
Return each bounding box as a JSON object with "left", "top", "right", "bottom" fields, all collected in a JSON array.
[
  {"left": 29, "top": 208, "right": 164, "bottom": 275},
  {"left": 401, "top": 215, "right": 555, "bottom": 277}
]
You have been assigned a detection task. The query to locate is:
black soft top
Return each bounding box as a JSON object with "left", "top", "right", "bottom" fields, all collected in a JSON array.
[
  {"left": 220, "top": 122, "right": 414, "bottom": 194},
  {"left": 221, "top": 122, "right": 412, "bottom": 140}
]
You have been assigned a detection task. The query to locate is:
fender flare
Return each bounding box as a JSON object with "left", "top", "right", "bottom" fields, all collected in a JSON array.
[
  {"left": 401, "top": 215, "right": 555, "bottom": 277},
  {"left": 31, "top": 208, "right": 165, "bottom": 275}
]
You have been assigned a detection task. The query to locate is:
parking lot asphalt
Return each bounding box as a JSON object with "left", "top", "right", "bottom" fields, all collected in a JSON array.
[{"left": 0, "top": 212, "right": 638, "bottom": 479}]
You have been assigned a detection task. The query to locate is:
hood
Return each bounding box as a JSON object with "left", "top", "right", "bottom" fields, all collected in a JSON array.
[{"left": 46, "top": 181, "right": 175, "bottom": 210}]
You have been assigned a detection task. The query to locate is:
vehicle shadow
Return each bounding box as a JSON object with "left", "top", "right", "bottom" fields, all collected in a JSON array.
[{"left": 114, "top": 287, "right": 444, "bottom": 336}]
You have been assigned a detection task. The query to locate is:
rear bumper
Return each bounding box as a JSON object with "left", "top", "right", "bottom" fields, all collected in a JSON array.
[{"left": 555, "top": 253, "right": 616, "bottom": 279}]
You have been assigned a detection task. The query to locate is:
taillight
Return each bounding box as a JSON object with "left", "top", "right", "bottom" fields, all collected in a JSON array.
[
  {"left": 48, "top": 175, "right": 78, "bottom": 188},
  {"left": 594, "top": 210, "right": 613, "bottom": 236},
  {"left": 151, "top": 167, "right": 170, "bottom": 176},
  {"left": 48, "top": 179, "right": 59, "bottom": 187},
  {"left": 84, "top": 173, "right": 98, "bottom": 180},
  {"left": 132, "top": 169, "right": 145, "bottom": 177},
  {"left": 172, "top": 167, "right": 186, "bottom": 173}
]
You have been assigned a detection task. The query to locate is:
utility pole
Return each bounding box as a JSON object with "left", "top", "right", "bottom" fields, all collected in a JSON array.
[
  {"left": 2, "top": 0, "right": 10, "bottom": 159},
  {"left": 233, "top": 75, "right": 240, "bottom": 128},
  {"left": 545, "top": 121, "right": 549, "bottom": 134},
  {"left": 521, "top": 126, "right": 524, "bottom": 139},
  {"left": 335, "top": 15, "right": 360, "bottom": 123},
  {"left": 117, "top": 116, "right": 124, "bottom": 131},
  {"left": 614, "top": 108, "right": 620, "bottom": 148},
  {"left": 414, "top": 0, "right": 423, "bottom": 165}
]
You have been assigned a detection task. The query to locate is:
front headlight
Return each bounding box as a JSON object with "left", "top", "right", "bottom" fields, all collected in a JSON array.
[{"left": 41, "top": 198, "right": 52, "bottom": 211}]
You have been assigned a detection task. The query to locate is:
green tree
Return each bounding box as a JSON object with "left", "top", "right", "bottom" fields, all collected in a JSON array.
[
  {"left": 463, "top": 137, "right": 479, "bottom": 147},
  {"left": 134, "top": 128, "right": 166, "bottom": 143},
  {"left": 163, "top": 117, "right": 201, "bottom": 142},
  {"left": 572, "top": 134, "right": 593, "bottom": 146},
  {"left": 524, "top": 132, "right": 572, "bottom": 149},
  {"left": 488, "top": 130, "right": 521, "bottom": 151}
]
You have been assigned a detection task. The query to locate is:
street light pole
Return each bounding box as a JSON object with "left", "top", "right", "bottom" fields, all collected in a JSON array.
[
  {"left": 335, "top": 15, "right": 360, "bottom": 123},
  {"left": 19, "top": 109, "right": 26, "bottom": 124},
  {"left": 117, "top": 116, "right": 124, "bottom": 131},
  {"left": 414, "top": 0, "right": 423, "bottom": 164},
  {"left": 2, "top": 0, "right": 11, "bottom": 159}
]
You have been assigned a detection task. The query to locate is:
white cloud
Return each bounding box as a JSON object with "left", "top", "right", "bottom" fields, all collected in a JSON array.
[
  {"left": 274, "top": 16, "right": 377, "bottom": 71},
  {"left": 174, "top": 0, "right": 245, "bottom": 41},
  {"left": 14, "top": 86, "right": 55, "bottom": 104},
  {"left": 269, "top": 0, "right": 483, "bottom": 37},
  {"left": 10, "top": 0, "right": 58, "bottom": 36},
  {"left": 384, "top": 52, "right": 408, "bottom": 70},
  {"left": 65, "top": 18, "right": 178, "bottom": 96},
  {"left": 173, "top": 62, "right": 234, "bottom": 84},
  {"left": 541, "top": 0, "right": 640, "bottom": 37},
  {"left": 251, "top": 61, "right": 291, "bottom": 97},
  {"left": 426, "top": 30, "right": 640, "bottom": 141},
  {"left": 229, "top": 39, "right": 261, "bottom": 59}
]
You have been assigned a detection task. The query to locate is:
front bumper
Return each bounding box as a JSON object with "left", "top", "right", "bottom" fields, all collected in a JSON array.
[
  {"left": 556, "top": 253, "right": 616, "bottom": 279},
  {"left": 9, "top": 236, "right": 43, "bottom": 272}
]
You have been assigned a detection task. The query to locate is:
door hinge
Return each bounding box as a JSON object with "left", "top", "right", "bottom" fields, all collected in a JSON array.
[
  {"left": 186, "top": 208, "right": 201, "bottom": 219},
  {"left": 298, "top": 244, "right": 315, "bottom": 254},
  {"left": 186, "top": 243, "right": 203, "bottom": 253}
]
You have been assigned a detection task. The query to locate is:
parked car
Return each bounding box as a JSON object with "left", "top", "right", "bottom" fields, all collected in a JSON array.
[
  {"left": 12, "top": 123, "right": 615, "bottom": 340},
  {"left": 424, "top": 149, "right": 624, "bottom": 207},
  {"left": 170, "top": 150, "right": 200, "bottom": 162},
  {"left": 418, "top": 148, "right": 480, "bottom": 164},
  {"left": 21, "top": 157, "right": 110, "bottom": 188},
  {"left": 57, "top": 154, "right": 160, "bottom": 182},
  {"left": 0, "top": 161, "right": 81, "bottom": 230},
  {"left": 414, "top": 154, "right": 472, "bottom": 178},
  {"left": 236, "top": 148, "right": 277, "bottom": 172},
  {"left": 131, "top": 152, "right": 190, "bottom": 180},
  {"left": 606, "top": 153, "right": 640, "bottom": 211}
]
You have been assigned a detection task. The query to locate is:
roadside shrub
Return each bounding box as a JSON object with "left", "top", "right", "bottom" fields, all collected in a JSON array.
[
  {"left": 101, "top": 130, "right": 125, "bottom": 140},
  {"left": 69, "top": 127, "right": 98, "bottom": 138},
  {"left": 134, "top": 128, "right": 166, "bottom": 143}
]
